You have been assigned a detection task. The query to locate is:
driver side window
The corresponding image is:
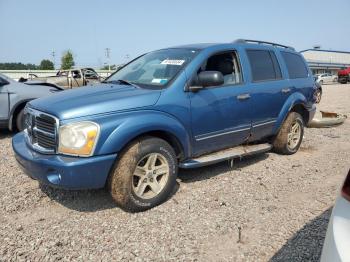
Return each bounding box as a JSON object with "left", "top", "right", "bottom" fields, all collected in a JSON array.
[{"left": 196, "top": 51, "right": 243, "bottom": 86}]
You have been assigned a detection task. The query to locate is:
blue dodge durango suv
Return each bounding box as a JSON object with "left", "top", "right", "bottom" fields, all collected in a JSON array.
[{"left": 13, "top": 39, "right": 317, "bottom": 212}]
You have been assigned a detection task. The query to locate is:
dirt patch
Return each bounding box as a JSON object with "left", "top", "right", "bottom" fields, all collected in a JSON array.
[{"left": 0, "top": 84, "right": 349, "bottom": 261}]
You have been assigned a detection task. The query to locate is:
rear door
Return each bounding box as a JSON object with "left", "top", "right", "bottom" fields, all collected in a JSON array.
[
  {"left": 245, "top": 49, "right": 290, "bottom": 141},
  {"left": 280, "top": 50, "right": 313, "bottom": 106}
]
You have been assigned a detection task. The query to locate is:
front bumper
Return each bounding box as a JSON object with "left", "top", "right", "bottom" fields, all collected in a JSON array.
[
  {"left": 12, "top": 132, "right": 117, "bottom": 189},
  {"left": 321, "top": 196, "right": 350, "bottom": 262}
]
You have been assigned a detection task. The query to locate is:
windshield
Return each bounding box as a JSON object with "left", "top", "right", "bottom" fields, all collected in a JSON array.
[{"left": 106, "top": 49, "right": 198, "bottom": 88}]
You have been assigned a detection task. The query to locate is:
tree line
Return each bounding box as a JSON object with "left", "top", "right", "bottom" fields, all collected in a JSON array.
[
  {"left": 0, "top": 50, "right": 75, "bottom": 70},
  {"left": 0, "top": 50, "right": 117, "bottom": 71}
]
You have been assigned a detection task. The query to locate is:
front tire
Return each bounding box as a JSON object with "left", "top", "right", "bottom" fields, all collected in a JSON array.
[
  {"left": 108, "top": 137, "right": 178, "bottom": 212},
  {"left": 273, "top": 112, "right": 304, "bottom": 155}
]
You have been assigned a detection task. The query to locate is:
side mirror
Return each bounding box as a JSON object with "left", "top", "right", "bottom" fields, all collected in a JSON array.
[{"left": 189, "top": 71, "right": 224, "bottom": 92}]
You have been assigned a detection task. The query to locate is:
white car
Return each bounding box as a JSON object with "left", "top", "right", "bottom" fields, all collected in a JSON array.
[
  {"left": 321, "top": 169, "right": 350, "bottom": 262},
  {"left": 315, "top": 73, "right": 338, "bottom": 85}
]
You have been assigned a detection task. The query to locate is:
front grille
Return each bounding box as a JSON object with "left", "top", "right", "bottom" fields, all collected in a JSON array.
[
  {"left": 24, "top": 107, "right": 58, "bottom": 154},
  {"left": 35, "top": 116, "right": 56, "bottom": 133}
]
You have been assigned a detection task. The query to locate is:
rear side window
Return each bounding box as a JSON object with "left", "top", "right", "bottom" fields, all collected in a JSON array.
[
  {"left": 246, "top": 50, "right": 282, "bottom": 82},
  {"left": 281, "top": 52, "right": 308, "bottom": 79}
]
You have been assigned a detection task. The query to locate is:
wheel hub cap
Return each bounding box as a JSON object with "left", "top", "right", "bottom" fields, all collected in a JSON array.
[
  {"left": 287, "top": 121, "right": 301, "bottom": 150},
  {"left": 132, "top": 153, "right": 170, "bottom": 199}
]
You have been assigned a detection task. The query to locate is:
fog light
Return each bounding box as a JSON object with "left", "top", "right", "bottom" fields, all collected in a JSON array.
[{"left": 47, "top": 173, "right": 62, "bottom": 185}]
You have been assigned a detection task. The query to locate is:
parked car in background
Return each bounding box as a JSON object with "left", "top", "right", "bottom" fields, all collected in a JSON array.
[
  {"left": 315, "top": 73, "right": 338, "bottom": 85},
  {"left": 0, "top": 73, "right": 62, "bottom": 131},
  {"left": 13, "top": 39, "right": 317, "bottom": 212},
  {"left": 321, "top": 169, "right": 350, "bottom": 262},
  {"left": 25, "top": 68, "right": 103, "bottom": 89},
  {"left": 338, "top": 67, "right": 350, "bottom": 84}
]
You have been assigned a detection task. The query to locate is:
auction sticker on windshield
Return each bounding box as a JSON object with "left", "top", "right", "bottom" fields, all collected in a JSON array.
[
  {"left": 151, "top": 78, "right": 168, "bottom": 84},
  {"left": 161, "top": 59, "right": 185, "bottom": 66}
]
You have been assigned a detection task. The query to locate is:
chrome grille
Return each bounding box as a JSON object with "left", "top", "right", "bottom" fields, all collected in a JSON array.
[{"left": 24, "top": 107, "right": 59, "bottom": 154}]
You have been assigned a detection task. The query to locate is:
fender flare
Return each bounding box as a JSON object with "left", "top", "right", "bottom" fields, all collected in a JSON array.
[
  {"left": 8, "top": 99, "right": 32, "bottom": 130},
  {"left": 95, "top": 111, "right": 192, "bottom": 159},
  {"left": 273, "top": 92, "right": 308, "bottom": 134}
]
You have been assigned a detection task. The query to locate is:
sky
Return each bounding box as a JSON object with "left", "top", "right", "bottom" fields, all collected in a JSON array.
[{"left": 1, "top": 0, "right": 349, "bottom": 68}]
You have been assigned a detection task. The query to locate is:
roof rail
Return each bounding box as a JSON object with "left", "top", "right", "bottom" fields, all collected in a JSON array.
[{"left": 234, "top": 39, "right": 295, "bottom": 51}]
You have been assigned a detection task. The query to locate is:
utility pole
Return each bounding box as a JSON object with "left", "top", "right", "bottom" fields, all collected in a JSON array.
[
  {"left": 105, "top": 48, "right": 111, "bottom": 71},
  {"left": 51, "top": 51, "right": 56, "bottom": 69}
]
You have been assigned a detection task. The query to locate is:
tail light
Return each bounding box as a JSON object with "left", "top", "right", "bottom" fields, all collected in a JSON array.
[{"left": 341, "top": 169, "right": 350, "bottom": 202}]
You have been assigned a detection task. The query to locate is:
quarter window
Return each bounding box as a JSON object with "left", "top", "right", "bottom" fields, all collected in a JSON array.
[
  {"left": 246, "top": 50, "right": 282, "bottom": 82},
  {"left": 281, "top": 52, "right": 308, "bottom": 79}
]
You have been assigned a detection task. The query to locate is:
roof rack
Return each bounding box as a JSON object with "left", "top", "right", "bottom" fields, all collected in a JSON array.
[{"left": 234, "top": 39, "right": 295, "bottom": 51}]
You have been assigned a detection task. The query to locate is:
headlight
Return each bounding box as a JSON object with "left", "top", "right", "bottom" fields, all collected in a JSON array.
[{"left": 58, "top": 121, "right": 100, "bottom": 157}]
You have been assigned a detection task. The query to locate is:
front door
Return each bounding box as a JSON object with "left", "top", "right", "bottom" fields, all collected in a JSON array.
[{"left": 189, "top": 51, "right": 252, "bottom": 156}]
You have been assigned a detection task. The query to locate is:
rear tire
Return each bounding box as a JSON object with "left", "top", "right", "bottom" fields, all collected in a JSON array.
[
  {"left": 16, "top": 108, "right": 25, "bottom": 132},
  {"left": 315, "top": 88, "right": 322, "bottom": 103},
  {"left": 273, "top": 112, "right": 304, "bottom": 155},
  {"left": 108, "top": 137, "right": 178, "bottom": 212}
]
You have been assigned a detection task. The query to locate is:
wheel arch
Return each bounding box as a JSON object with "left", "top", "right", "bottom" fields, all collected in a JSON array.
[
  {"left": 273, "top": 92, "right": 309, "bottom": 134},
  {"left": 129, "top": 130, "right": 186, "bottom": 160},
  {"left": 9, "top": 99, "right": 31, "bottom": 131},
  {"left": 290, "top": 103, "right": 310, "bottom": 124},
  {"left": 95, "top": 111, "right": 192, "bottom": 160}
]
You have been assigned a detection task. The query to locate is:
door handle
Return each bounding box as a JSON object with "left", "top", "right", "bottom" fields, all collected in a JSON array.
[
  {"left": 237, "top": 93, "right": 251, "bottom": 100},
  {"left": 281, "top": 88, "right": 291, "bottom": 94}
]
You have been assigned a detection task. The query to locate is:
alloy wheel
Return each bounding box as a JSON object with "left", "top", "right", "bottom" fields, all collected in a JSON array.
[
  {"left": 132, "top": 153, "right": 170, "bottom": 199},
  {"left": 287, "top": 120, "right": 301, "bottom": 150}
]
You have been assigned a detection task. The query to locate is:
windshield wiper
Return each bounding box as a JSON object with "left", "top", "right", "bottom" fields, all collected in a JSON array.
[{"left": 104, "top": 79, "right": 140, "bottom": 88}]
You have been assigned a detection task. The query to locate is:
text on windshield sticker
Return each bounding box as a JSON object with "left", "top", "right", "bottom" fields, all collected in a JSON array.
[{"left": 161, "top": 59, "right": 185, "bottom": 66}]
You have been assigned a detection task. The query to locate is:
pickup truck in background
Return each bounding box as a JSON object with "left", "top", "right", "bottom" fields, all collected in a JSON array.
[
  {"left": 12, "top": 39, "right": 317, "bottom": 212},
  {"left": 23, "top": 68, "right": 103, "bottom": 89},
  {"left": 338, "top": 67, "right": 350, "bottom": 84}
]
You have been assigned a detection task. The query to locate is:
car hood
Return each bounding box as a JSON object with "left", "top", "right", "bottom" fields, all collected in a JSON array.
[{"left": 29, "top": 83, "right": 161, "bottom": 120}]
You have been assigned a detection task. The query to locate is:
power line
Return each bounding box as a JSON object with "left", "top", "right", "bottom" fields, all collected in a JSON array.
[
  {"left": 51, "top": 51, "right": 56, "bottom": 69},
  {"left": 105, "top": 48, "right": 111, "bottom": 71}
]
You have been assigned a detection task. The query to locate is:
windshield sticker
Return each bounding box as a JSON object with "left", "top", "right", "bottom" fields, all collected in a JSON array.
[
  {"left": 161, "top": 59, "right": 185, "bottom": 66},
  {"left": 152, "top": 78, "right": 168, "bottom": 84}
]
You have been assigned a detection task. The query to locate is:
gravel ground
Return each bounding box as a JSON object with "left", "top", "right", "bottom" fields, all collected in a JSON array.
[{"left": 0, "top": 84, "right": 349, "bottom": 261}]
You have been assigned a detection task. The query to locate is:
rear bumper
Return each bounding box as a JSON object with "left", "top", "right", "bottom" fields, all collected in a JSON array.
[
  {"left": 12, "top": 132, "right": 117, "bottom": 189},
  {"left": 321, "top": 196, "right": 350, "bottom": 262},
  {"left": 306, "top": 104, "right": 316, "bottom": 125}
]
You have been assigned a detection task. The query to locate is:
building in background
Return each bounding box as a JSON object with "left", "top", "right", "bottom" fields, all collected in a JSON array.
[{"left": 301, "top": 49, "right": 350, "bottom": 75}]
